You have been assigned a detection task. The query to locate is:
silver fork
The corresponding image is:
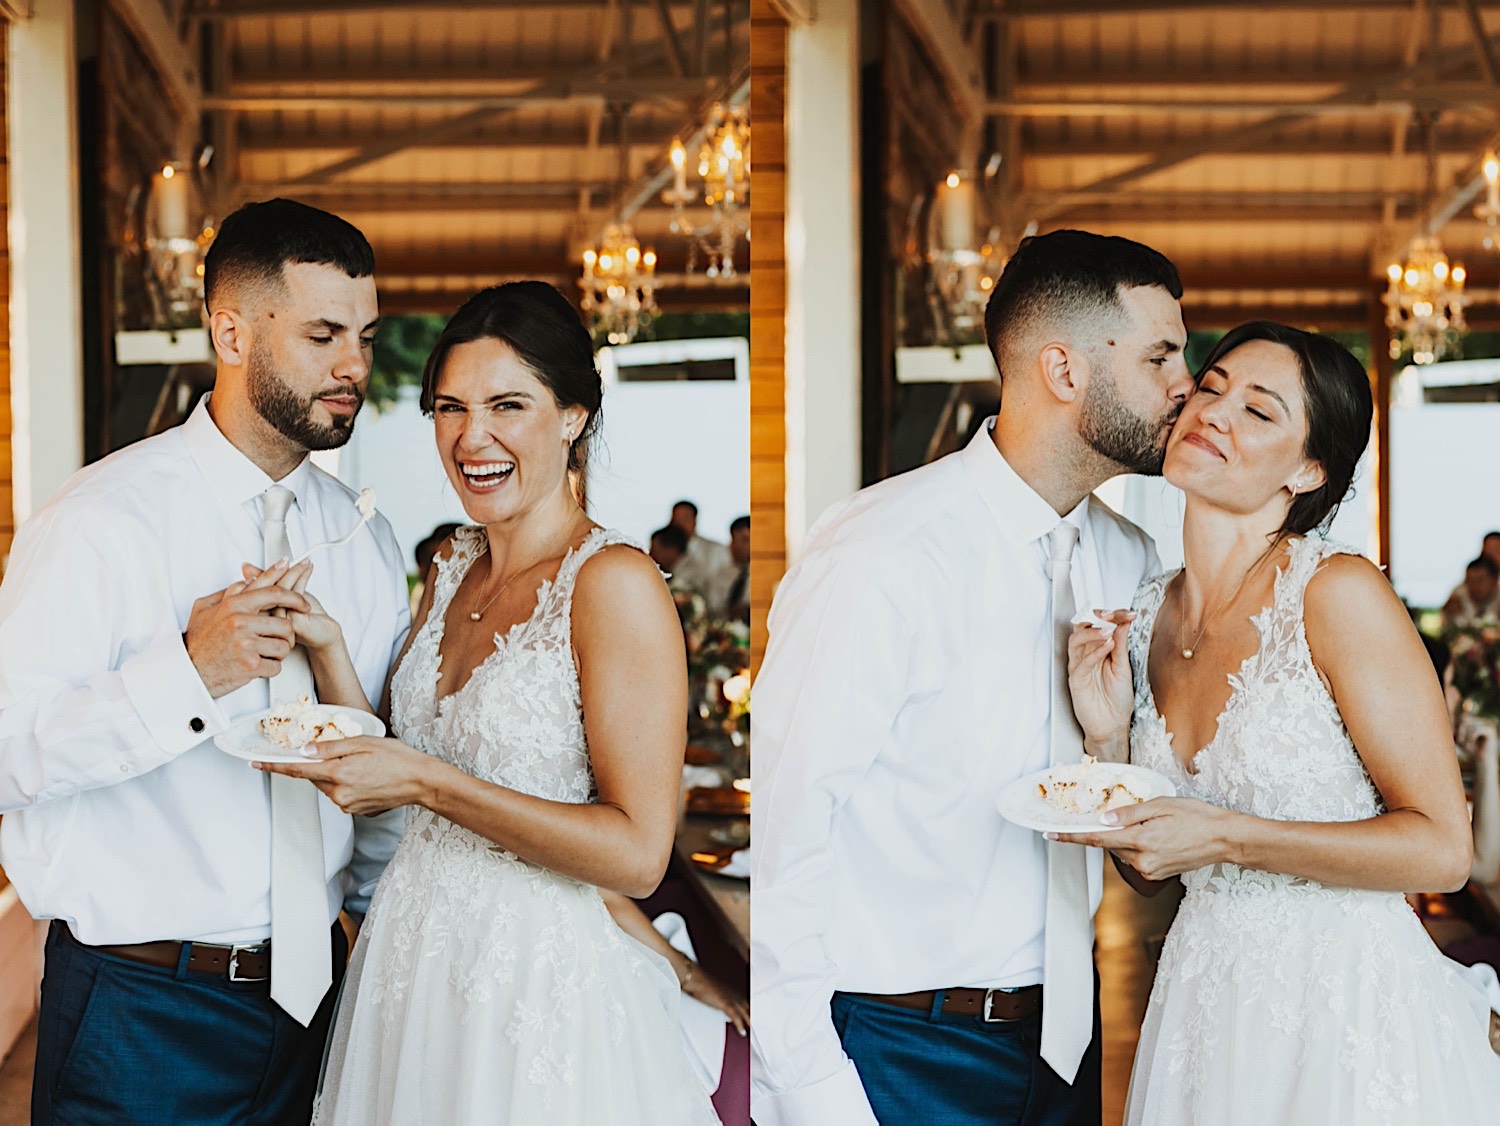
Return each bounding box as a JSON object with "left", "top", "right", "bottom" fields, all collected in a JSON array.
[{"left": 290, "top": 488, "right": 376, "bottom": 565}]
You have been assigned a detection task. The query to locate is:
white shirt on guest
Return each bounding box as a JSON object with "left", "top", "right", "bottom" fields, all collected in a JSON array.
[
  {"left": 673, "top": 533, "right": 732, "bottom": 600},
  {"left": 749, "top": 420, "right": 1159, "bottom": 1126},
  {"left": 0, "top": 397, "right": 411, "bottom": 946}
]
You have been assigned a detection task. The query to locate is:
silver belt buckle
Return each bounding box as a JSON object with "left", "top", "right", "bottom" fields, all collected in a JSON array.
[
  {"left": 982, "top": 987, "right": 1004, "bottom": 1022},
  {"left": 227, "top": 943, "right": 269, "bottom": 983},
  {"left": 981, "top": 987, "right": 1020, "bottom": 1023}
]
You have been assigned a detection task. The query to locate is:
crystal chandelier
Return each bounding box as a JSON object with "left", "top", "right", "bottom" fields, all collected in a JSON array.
[
  {"left": 661, "top": 101, "right": 750, "bottom": 278},
  {"left": 579, "top": 105, "right": 658, "bottom": 344},
  {"left": 579, "top": 222, "right": 658, "bottom": 345},
  {"left": 926, "top": 171, "right": 1004, "bottom": 345},
  {"left": 1384, "top": 235, "right": 1468, "bottom": 365}
]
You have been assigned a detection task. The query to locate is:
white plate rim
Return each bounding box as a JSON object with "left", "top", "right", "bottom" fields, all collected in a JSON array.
[
  {"left": 996, "top": 763, "right": 1176, "bottom": 834},
  {"left": 213, "top": 705, "right": 385, "bottom": 764}
]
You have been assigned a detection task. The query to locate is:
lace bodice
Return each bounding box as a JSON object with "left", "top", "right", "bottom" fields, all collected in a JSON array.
[
  {"left": 1129, "top": 536, "right": 1385, "bottom": 891},
  {"left": 390, "top": 524, "right": 635, "bottom": 804},
  {"left": 1131, "top": 537, "right": 1383, "bottom": 821}
]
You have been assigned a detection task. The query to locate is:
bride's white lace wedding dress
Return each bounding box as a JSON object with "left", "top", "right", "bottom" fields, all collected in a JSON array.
[
  {"left": 312, "top": 526, "right": 717, "bottom": 1125},
  {"left": 1125, "top": 535, "right": 1500, "bottom": 1125}
]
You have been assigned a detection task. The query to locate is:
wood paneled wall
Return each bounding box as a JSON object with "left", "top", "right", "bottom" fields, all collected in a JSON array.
[
  {"left": 0, "top": 25, "right": 13, "bottom": 568},
  {"left": 749, "top": 0, "right": 787, "bottom": 674}
]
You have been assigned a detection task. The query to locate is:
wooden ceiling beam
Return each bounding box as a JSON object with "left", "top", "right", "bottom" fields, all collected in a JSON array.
[
  {"left": 1021, "top": 35, "right": 1500, "bottom": 223},
  {"left": 984, "top": 83, "right": 1500, "bottom": 117},
  {"left": 203, "top": 76, "right": 720, "bottom": 111},
  {"left": 1019, "top": 134, "right": 1496, "bottom": 157},
  {"left": 192, "top": 0, "right": 730, "bottom": 17},
  {"left": 986, "top": 0, "right": 1497, "bottom": 15},
  {"left": 238, "top": 130, "right": 667, "bottom": 154}
]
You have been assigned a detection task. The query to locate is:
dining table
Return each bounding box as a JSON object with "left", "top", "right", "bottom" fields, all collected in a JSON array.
[{"left": 673, "top": 811, "right": 749, "bottom": 963}]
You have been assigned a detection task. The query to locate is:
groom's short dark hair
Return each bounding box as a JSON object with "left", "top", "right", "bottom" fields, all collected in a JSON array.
[
  {"left": 204, "top": 198, "right": 375, "bottom": 311},
  {"left": 983, "top": 229, "right": 1182, "bottom": 379}
]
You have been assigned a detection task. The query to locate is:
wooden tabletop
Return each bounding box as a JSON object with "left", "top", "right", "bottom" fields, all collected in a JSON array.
[{"left": 673, "top": 813, "right": 750, "bottom": 963}]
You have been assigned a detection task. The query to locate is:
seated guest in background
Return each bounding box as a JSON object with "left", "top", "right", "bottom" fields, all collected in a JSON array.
[
  {"left": 671, "top": 500, "right": 732, "bottom": 596},
  {"left": 409, "top": 521, "right": 462, "bottom": 613},
  {"left": 1444, "top": 555, "right": 1500, "bottom": 631},
  {"left": 651, "top": 523, "right": 692, "bottom": 589},
  {"left": 723, "top": 516, "right": 750, "bottom": 623},
  {"left": 1484, "top": 531, "right": 1500, "bottom": 570},
  {"left": 1422, "top": 635, "right": 1500, "bottom": 885}
]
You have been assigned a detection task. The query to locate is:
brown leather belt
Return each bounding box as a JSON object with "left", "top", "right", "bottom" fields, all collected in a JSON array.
[
  {"left": 65, "top": 925, "right": 271, "bottom": 983},
  {"left": 853, "top": 984, "right": 1043, "bottom": 1022}
]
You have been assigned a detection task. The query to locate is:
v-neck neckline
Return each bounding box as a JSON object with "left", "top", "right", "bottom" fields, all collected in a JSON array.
[
  {"left": 1142, "top": 566, "right": 1283, "bottom": 778},
  {"left": 429, "top": 528, "right": 601, "bottom": 712}
]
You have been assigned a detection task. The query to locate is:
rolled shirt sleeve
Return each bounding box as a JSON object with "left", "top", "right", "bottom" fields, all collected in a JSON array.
[
  {"left": 0, "top": 504, "right": 228, "bottom": 811},
  {"left": 750, "top": 547, "right": 917, "bottom": 1126}
]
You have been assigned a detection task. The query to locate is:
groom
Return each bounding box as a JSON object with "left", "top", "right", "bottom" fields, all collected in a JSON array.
[
  {"left": 0, "top": 199, "right": 411, "bottom": 1124},
  {"left": 751, "top": 230, "right": 1192, "bottom": 1125}
]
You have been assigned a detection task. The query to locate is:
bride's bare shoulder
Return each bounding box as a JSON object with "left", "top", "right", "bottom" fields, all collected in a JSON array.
[
  {"left": 572, "top": 541, "right": 673, "bottom": 613},
  {"left": 1303, "top": 548, "right": 1412, "bottom": 656}
]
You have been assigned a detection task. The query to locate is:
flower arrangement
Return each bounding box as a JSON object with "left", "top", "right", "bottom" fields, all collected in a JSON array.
[
  {"left": 1450, "top": 618, "right": 1500, "bottom": 724},
  {"left": 673, "top": 590, "right": 751, "bottom": 732}
]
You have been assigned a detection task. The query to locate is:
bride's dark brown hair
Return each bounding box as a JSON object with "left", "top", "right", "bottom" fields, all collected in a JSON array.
[{"left": 1193, "top": 321, "right": 1373, "bottom": 537}]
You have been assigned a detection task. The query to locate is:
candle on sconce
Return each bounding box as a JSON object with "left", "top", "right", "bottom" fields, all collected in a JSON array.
[
  {"left": 937, "top": 173, "right": 976, "bottom": 253},
  {"left": 671, "top": 138, "right": 688, "bottom": 196},
  {"left": 151, "top": 164, "right": 191, "bottom": 241}
]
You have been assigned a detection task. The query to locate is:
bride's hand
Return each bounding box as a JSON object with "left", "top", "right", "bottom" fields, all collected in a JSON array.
[
  {"left": 254, "top": 735, "right": 439, "bottom": 816},
  {"left": 1048, "top": 795, "right": 1237, "bottom": 881},
  {"left": 241, "top": 561, "right": 343, "bottom": 653},
  {"left": 1067, "top": 610, "right": 1136, "bottom": 760}
]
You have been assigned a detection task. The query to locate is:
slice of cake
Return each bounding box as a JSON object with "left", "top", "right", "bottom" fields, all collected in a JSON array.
[
  {"left": 1036, "top": 755, "right": 1148, "bottom": 815},
  {"left": 260, "top": 696, "right": 361, "bottom": 754}
]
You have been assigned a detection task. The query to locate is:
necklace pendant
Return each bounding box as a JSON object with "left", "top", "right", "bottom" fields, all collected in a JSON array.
[
  {"left": 1182, "top": 648, "right": 1194, "bottom": 659},
  {"left": 469, "top": 611, "right": 482, "bottom": 622}
]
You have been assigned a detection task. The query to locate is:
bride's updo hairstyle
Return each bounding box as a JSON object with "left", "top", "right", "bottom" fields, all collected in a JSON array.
[
  {"left": 1195, "top": 321, "right": 1372, "bottom": 537},
  {"left": 419, "top": 281, "right": 602, "bottom": 473}
]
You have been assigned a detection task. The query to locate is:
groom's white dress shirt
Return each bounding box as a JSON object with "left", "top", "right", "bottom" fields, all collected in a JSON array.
[
  {"left": 750, "top": 420, "right": 1159, "bottom": 1126},
  {"left": 0, "top": 397, "right": 411, "bottom": 945}
]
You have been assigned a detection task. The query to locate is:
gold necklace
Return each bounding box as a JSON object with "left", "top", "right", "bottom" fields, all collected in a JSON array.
[
  {"left": 1177, "top": 539, "right": 1284, "bottom": 660},
  {"left": 468, "top": 563, "right": 536, "bottom": 622},
  {"left": 467, "top": 523, "right": 588, "bottom": 621}
]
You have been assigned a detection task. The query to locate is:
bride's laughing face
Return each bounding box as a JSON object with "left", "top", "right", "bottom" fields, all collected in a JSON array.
[
  {"left": 432, "top": 337, "right": 585, "bottom": 526},
  {"left": 1164, "top": 338, "right": 1326, "bottom": 517}
]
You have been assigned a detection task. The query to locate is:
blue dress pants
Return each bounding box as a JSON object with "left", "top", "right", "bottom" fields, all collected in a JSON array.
[
  {"left": 832, "top": 986, "right": 1103, "bottom": 1126},
  {"left": 33, "top": 920, "right": 348, "bottom": 1126}
]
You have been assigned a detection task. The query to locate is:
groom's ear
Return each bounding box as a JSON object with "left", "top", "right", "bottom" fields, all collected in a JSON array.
[
  {"left": 1038, "top": 341, "right": 1083, "bottom": 405},
  {"left": 209, "top": 308, "right": 250, "bottom": 367}
]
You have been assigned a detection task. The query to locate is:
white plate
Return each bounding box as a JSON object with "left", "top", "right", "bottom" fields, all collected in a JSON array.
[
  {"left": 996, "top": 763, "right": 1176, "bottom": 835},
  {"left": 214, "top": 706, "right": 385, "bottom": 765}
]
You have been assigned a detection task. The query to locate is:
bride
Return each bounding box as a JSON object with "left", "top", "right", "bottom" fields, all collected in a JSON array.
[
  {"left": 256, "top": 281, "right": 718, "bottom": 1124},
  {"left": 1060, "top": 321, "right": 1500, "bottom": 1123}
]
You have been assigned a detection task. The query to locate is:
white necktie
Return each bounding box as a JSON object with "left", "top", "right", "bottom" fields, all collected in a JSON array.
[
  {"left": 262, "top": 484, "right": 331, "bottom": 1026},
  {"left": 1041, "top": 522, "right": 1093, "bottom": 1083}
]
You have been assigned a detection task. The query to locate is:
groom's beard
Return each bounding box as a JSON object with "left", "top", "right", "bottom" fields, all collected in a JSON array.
[
  {"left": 247, "top": 339, "right": 363, "bottom": 451},
  {"left": 1079, "top": 365, "right": 1179, "bottom": 476}
]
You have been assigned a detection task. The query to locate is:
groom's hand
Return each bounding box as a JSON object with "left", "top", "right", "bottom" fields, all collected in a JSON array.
[{"left": 186, "top": 563, "right": 311, "bottom": 697}]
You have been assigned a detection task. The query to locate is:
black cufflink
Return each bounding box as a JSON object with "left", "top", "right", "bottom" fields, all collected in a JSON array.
[{"left": 189, "top": 717, "right": 205, "bottom": 734}]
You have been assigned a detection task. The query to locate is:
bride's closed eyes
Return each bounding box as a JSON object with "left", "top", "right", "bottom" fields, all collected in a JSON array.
[{"left": 1196, "top": 371, "right": 1281, "bottom": 423}]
